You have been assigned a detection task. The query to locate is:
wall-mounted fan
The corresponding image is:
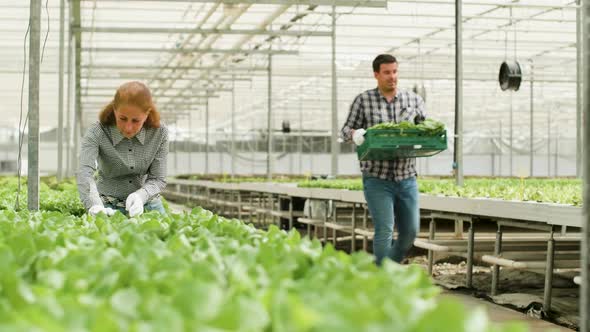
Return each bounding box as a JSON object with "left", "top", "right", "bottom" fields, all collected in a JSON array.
[{"left": 498, "top": 61, "right": 522, "bottom": 91}]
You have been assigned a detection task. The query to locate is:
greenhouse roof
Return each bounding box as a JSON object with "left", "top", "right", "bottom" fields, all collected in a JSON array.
[{"left": 0, "top": 0, "right": 579, "bottom": 136}]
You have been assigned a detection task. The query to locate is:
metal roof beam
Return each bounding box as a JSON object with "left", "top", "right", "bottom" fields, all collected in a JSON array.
[
  {"left": 380, "top": 3, "right": 575, "bottom": 63},
  {"left": 79, "top": 86, "right": 227, "bottom": 92},
  {"left": 156, "top": 4, "right": 292, "bottom": 97},
  {"left": 82, "top": 102, "right": 209, "bottom": 107},
  {"left": 323, "top": 11, "right": 576, "bottom": 23},
  {"left": 389, "top": 0, "right": 578, "bottom": 10},
  {"left": 80, "top": 73, "right": 251, "bottom": 81},
  {"left": 73, "top": 26, "right": 331, "bottom": 37},
  {"left": 80, "top": 64, "right": 267, "bottom": 71},
  {"left": 82, "top": 94, "right": 221, "bottom": 98},
  {"left": 278, "top": 22, "right": 575, "bottom": 35},
  {"left": 82, "top": 47, "right": 298, "bottom": 55},
  {"left": 80, "top": 0, "right": 386, "bottom": 8},
  {"left": 79, "top": 81, "right": 235, "bottom": 91}
]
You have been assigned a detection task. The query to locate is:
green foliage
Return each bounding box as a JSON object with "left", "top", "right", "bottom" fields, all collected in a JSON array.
[
  {"left": 186, "top": 174, "right": 310, "bottom": 183},
  {"left": 298, "top": 179, "right": 361, "bottom": 190},
  {"left": 418, "top": 177, "right": 581, "bottom": 206},
  {"left": 0, "top": 177, "right": 85, "bottom": 215},
  {"left": 298, "top": 177, "right": 582, "bottom": 206},
  {"left": 0, "top": 194, "right": 526, "bottom": 331},
  {"left": 369, "top": 119, "right": 446, "bottom": 135}
]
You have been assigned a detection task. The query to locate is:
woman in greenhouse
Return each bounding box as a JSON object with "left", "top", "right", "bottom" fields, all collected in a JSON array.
[
  {"left": 340, "top": 54, "right": 425, "bottom": 266},
  {"left": 77, "top": 81, "right": 169, "bottom": 217}
]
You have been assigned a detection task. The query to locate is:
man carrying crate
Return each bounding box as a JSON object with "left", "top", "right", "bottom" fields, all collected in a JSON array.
[{"left": 340, "top": 54, "right": 426, "bottom": 266}]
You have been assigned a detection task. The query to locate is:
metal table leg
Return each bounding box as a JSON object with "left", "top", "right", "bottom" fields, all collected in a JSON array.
[
  {"left": 543, "top": 229, "right": 556, "bottom": 312},
  {"left": 351, "top": 203, "right": 357, "bottom": 252},
  {"left": 428, "top": 217, "right": 436, "bottom": 275},
  {"left": 491, "top": 224, "right": 503, "bottom": 295},
  {"left": 466, "top": 219, "right": 475, "bottom": 288}
]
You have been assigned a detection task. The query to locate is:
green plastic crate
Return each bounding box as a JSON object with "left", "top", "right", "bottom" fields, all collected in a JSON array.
[{"left": 356, "top": 128, "right": 447, "bottom": 160}]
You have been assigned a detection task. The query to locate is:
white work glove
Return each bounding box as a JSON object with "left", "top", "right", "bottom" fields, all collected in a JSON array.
[
  {"left": 125, "top": 193, "right": 144, "bottom": 217},
  {"left": 352, "top": 128, "right": 367, "bottom": 146},
  {"left": 88, "top": 205, "right": 116, "bottom": 216}
]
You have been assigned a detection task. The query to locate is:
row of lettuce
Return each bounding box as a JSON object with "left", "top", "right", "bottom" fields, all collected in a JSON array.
[
  {"left": 182, "top": 175, "right": 582, "bottom": 206},
  {"left": 0, "top": 177, "right": 526, "bottom": 331},
  {"left": 0, "top": 177, "right": 86, "bottom": 216}
]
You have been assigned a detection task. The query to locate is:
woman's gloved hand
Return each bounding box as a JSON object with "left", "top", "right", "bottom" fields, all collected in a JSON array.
[
  {"left": 88, "top": 205, "right": 116, "bottom": 216},
  {"left": 125, "top": 193, "right": 144, "bottom": 217}
]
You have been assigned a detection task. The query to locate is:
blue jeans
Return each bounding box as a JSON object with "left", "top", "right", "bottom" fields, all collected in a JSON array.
[
  {"left": 105, "top": 199, "right": 166, "bottom": 216},
  {"left": 362, "top": 175, "right": 419, "bottom": 265}
]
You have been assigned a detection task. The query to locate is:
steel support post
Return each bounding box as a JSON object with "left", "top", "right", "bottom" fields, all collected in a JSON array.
[
  {"left": 231, "top": 76, "right": 236, "bottom": 178},
  {"left": 57, "top": 0, "right": 65, "bottom": 180},
  {"left": 266, "top": 54, "right": 273, "bottom": 180},
  {"left": 577, "top": 0, "right": 583, "bottom": 178},
  {"left": 454, "top": 0, "right": 464, "bottom": 186},
  {"left": 27, "top": 0, "right": 41, "bottom": 210},
  {"left": 530, "top": 61, "right": 534, "bottom": 177},
  {"left": 205, "top": 98, "right": 209, "bottom": 175},
  {"left": 330, "top": 5, "right": 339, "bottom": 177},
  {"left": 581, "top": 0, "right": 589, "bottom": 329}
]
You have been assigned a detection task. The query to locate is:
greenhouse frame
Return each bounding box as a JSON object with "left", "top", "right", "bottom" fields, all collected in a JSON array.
[{"left": 0, "top": 0, "right": 589, "bottom": 331}]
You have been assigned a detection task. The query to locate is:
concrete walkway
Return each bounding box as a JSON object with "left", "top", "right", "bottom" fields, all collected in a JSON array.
[{"left": 441, "top": 292, "right": 574, "bottom": 331}]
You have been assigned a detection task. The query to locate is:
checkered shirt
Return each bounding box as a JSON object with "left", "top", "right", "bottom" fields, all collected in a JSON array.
[
  {"left": 340, "top": 88, "right": 426, "bottom": 181},
  {"left": 77, "top": 121, "right": 169, "bottom": 209}
]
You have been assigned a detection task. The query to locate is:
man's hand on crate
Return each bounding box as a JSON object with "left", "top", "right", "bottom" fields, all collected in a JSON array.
[
  {"left": 414, "top": 114, "right": 425, "bottom": 124},
  {"left": 352, "top": 128, "right": 366, "bottom": 145}
]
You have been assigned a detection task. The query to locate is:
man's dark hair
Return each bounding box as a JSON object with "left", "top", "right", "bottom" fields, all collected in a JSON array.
[{"left": 372, "top": 54, "right": 397, "bottom": 73}]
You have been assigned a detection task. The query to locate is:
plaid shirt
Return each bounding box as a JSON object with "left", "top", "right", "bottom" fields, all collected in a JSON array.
[
  {"left": 340, "top": 87, "right": 426, "bottom": 181},
  {"left": 77, "top": 121, "right": 169, "bottom": 209}
]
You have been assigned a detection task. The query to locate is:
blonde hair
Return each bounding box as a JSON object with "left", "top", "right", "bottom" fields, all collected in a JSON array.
[{"left": 99, "top": 81, "right": 160, "bottom": 128}]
